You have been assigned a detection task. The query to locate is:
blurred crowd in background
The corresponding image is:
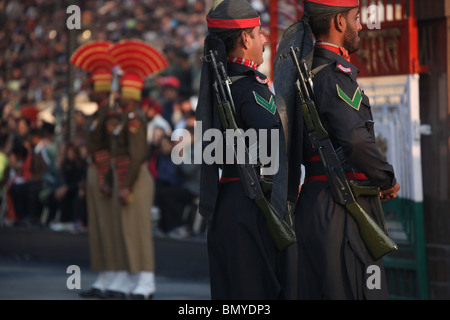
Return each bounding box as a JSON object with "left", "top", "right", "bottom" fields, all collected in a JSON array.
[{"left": 0, "top": 0, "right": 272, "bottom": 237}]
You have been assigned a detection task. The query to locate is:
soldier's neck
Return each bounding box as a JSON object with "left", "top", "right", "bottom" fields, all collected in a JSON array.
[{"left": 316, "top": 33, "right": 343, "bottom": 49}]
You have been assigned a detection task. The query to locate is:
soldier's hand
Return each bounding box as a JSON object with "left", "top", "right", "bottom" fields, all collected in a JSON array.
[
  {"left": 118, "top": 188, "right": 132, "bottom": 206},
  {"left": 100, "top": 184, "right": 112, "bottom": 197},
  {"left": 380, "top": 183, "right": 400, "bottom": 201},
  {"left": 55, "top": 185, "right": 68, "bottom": 200}
]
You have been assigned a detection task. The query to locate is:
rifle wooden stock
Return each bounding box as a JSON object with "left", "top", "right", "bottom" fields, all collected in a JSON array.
[
  {"left": 255, "top": 198, "right": 297, "bottom": 251},
  {"left": 345, "top": 202, "right": 397, "bottom": 260}
]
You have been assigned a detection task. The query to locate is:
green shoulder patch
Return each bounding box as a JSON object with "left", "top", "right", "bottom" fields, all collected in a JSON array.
[
  {"left": 253, "top": 91, "right": 276, "bottom": 115},
  {"left": 336, "top": 84, "right": 362, "bottom": 111}
]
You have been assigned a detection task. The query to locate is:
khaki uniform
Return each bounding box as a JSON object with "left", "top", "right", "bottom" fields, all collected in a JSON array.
[
  {"left": 112, "top": 107, "right": 155, "bottom": 273},
  {"left": 86, "top": 104, "right": 127, "bottom": 271}
]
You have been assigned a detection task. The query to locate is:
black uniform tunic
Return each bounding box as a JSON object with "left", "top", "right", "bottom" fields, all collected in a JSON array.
[
  {"left": 295, "top": 47, "right": 397, "bottom": 300},
  {"left": 207, "top": 61, "right": 290, "bottom": 300}
]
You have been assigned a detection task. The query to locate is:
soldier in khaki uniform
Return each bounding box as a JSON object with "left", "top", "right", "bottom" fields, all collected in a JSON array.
[
  {"left": 70, "top": 41, "right": 127, "bottom": 299},
  {"left": 101, "top": 40, "right": 169, "bottom": 300}
]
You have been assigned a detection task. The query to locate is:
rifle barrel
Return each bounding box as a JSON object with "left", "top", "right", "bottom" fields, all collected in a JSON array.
[
  {"left": 302, "top": 59, "right": 315, "bottom": 95},
  {"left": 219, "top": 62, "right": 236, "bottom": 113},
  {"left": 208, "top": 50, "right": 228, "bottom": 103},
  {"left": 289, "top": 47, "right": 311, "bottom": 101}
]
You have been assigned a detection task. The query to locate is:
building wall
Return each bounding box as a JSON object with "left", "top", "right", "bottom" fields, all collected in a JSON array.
[{"left": 416, "top": 0, "right": 450, "bottom": 299}]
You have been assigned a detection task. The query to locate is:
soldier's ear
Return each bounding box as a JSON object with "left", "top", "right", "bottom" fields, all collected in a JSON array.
[
  {"left": 241, "top": 31, "right": 250, "bottom": 49},
  {"left": 334, "top": 13, "right": 346, "bottom": 33}
]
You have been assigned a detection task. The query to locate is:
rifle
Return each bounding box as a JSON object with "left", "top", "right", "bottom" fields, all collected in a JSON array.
[
  {"left": 201, "top": 50, "right": 296, "bottom": 251},
  {"left": 288, "top": 46, "right": 397, "bottom": 260}
]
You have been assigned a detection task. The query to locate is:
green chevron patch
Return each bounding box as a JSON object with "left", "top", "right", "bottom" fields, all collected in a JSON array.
[
  {"left": 337, "top": 84, "right": 362, "bottom": 111},
  {"left": 253, "top": 91, "right": 276, "bottom": 115}
]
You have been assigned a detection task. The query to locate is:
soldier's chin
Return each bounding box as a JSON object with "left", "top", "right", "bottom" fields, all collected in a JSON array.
[{"left": 349, "top": 44, "right": 360, "bottom": 55}]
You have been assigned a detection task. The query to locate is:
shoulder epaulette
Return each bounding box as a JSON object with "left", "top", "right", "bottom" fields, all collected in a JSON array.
[
  {"left": 336, "top": 63, "right": 353, "bottom": 76},
  {"left": 255, "top": 74, "right": 269, "bottom": 84}
]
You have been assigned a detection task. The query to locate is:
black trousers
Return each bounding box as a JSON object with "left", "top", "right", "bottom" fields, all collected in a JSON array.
[
  {"left": 42, "top": 186, "right": 87, "bottom": 225},
  {"left": 207, "top": 180, "right": 291, "bottom": 300},
  {"left": 10, "top": 180, "right": 43, "bottom": 222},
  {"left": 155, "top": 182, "right": 195, "bottom": 233}
]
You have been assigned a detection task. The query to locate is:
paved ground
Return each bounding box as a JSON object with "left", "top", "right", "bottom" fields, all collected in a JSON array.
[
  {"left": 0, "top": 226, "right": 211, "bottom": 301},
  {"left": 0, "top": 256, "right": 211, "bottom": 300}
]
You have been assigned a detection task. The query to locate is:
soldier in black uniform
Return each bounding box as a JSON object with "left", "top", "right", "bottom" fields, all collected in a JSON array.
[
  {"left": 196, "top": 0, "right": 296, "bottom": 300},
  {"left": 288, "top": 0, "right": 401, "bottom": 299}
]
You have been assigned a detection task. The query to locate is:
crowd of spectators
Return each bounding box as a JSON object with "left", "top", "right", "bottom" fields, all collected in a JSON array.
[
  {"left": 0, "top": 0, "right": 208, "bottom": 235},
  {"left": 0, "top": 0, "right": 275, "bottom": 237}
]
